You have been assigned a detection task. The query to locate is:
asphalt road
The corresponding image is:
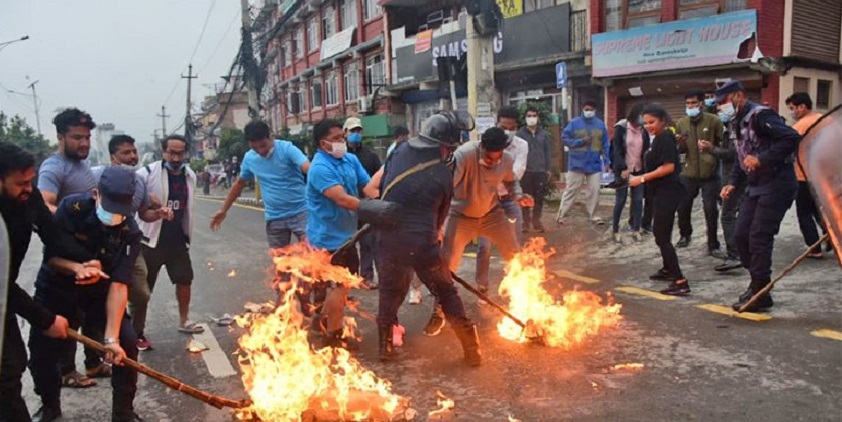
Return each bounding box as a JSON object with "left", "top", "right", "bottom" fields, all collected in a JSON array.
[{"left": 15, "top": 196, "right": 842, "bottom": 422}]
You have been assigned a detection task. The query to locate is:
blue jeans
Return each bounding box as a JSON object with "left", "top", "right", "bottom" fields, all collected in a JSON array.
[
  {"left": 612, "top": 183, "right": 644, "bottom": 233},
  {"left": 476, "top": 200, "right": 523, "bottom": 288},
  {"left": 266, "top": 210, "right": 307, "bottom": 248}
]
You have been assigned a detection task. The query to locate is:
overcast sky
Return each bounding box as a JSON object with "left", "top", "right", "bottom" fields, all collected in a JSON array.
[{"left": 1, "top": 0, "right": 244, "bottom": 145}]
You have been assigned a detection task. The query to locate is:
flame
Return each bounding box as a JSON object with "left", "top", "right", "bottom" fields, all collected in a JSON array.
[
  {"left": 427, "top": 390, "right": 455, "bottom": 419},
  {"left": 234, "top": 243, "right": 406, "bottom": 421},
  {"left": 508, "top": 415, "right": 522, "bottom": 422},
  {"left": 497, "top": 238, "right": 622, "bottom": 348},
  {"left": 609, "top": 363, "right": 645, "bottom": 372}
]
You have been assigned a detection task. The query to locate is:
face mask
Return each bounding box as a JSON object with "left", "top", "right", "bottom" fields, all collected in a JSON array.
[
  {"left": 704, "top": 98, "right": 716, "bottom": 107},
  {"left": 718, "top": 102, "right": 736, "bottom": 123},
  {"left": 583, "top": 110, "right": 596, "bottom": 119},
  {"left": 96, "top": 201, "right": 125, "bottom": 227},
  {"left": 329, "top": 141, "right": 347, "bottom": 159},
  {"left": 347, "top": 132, "right": 363, "bottom": 143},
  {"left": 118, "top": 163, "right": 137, "bottom": 171},
  {"left": 686, "top": 107, "right": 701, "bottom": 118},
  {"left": 526, "top": 117, "right": 538, "bottom": 127},
  {"left": 637, "top": 117, "right": 644, "bottom": 126},
  {"left": 789, "top": 111, "right": 799, "bottom": 121},
  {"left": 165, "top": 161, "right": 184, "bottom": 172},
  {"left": 504, "top": 129, "right": 516, "bottom": 139}
]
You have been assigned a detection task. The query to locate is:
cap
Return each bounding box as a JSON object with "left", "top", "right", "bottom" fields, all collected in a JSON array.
[
  {"left": 343, "top": 117, "right": 363, "bottom": 131},
  {"left": 715, "top": 80, "right": 746, "bottom": 103},
  {"left": 98, "top": 167, "right": 135, "bottom": 216}
]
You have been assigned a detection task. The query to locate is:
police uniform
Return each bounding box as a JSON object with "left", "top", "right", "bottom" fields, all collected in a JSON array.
[{"left": 28, "top": 193, "right": 141, "bottom": 422}]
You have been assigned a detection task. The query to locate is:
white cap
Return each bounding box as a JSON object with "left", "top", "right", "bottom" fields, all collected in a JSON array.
[{"left": 343, "top": 117, "right": 363, "bottom": 131}]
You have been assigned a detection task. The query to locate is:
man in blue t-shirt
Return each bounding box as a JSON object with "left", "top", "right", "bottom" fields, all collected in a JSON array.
[
  {"left": 304, "top": 119, "right": 374, "bottom": 347},
  {"left": 211, "top": 120, "right": 311, "bottom": 248}
]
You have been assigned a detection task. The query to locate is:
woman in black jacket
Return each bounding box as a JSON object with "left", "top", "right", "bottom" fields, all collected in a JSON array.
[
  {"left": 630, "top": 104, "right": 689, "bottom": 296},
  {"left": 611, "top": 103, "right": 650, "bottom": 243}
]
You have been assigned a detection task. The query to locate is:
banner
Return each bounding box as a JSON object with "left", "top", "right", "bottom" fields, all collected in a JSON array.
[
  {"left": 496, "top": 0, "right": 523, "bottom": 19},
  {"left": 592, "top": 10, "right": 757, "bottom": 78}
]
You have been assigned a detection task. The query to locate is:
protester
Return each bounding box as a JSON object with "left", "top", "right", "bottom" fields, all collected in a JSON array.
[
  {"left": 675, "top": 90, "right": 725, "bottom": 256},
  {"left": 704, "top": 90, "right": 718, "bottom": 114},
  {"left": 28, "top": 167, "right": 141, "bottom": 422},
  {"left": 517, "top": 106, "right": 552, "bottom": 232},
  {"left": 558, "top": 100, "right": 611, "bottom": 225},
  {"left": 201, "top": 169, "right": 211, "bottom": 196},
  {"left": 611, "top": 103, "right": 650, "bottom": 243},
  {"left": 715, "top": 80, "right": 800, "bottom": 312},
  {"left": 629, "top": 104, "right": 689, "bottom": 296},
  {"left": 786, "top": 92, "right": 828, "bottom": 258},
  {"left": 39, "top": 108, "right": 104, "bottom": 389},
  {"left": 345, "top": 117, "right": 382, "bottom": 289},
  {"left": 371, "top": 111, "right": 482, "bottom": 366},
  {"left": 386, "top": 125, "right": 410, "bottom": 159},
  {"left": 476, "top": 106, "right": 528, "bottom": 295},
  {"left": 137, "top": 135, "right": 203, "bottom": 335},
  {"left": 0, "top": 142, "right": 88, "bottom": 422}
]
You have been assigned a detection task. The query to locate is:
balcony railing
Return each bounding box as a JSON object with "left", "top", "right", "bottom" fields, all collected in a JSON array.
[{"left": 571, "top": 10, "right": 587, "bottom": 52}]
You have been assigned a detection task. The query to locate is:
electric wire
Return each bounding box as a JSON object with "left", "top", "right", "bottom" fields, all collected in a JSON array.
[{"left": 189, "top": 0, "right": 218, "bottom": 64}]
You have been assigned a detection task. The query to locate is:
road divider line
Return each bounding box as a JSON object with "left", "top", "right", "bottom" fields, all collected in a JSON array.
[
  {"left": 192, "top": 323, "right": 237, "bottom": 378},
  {"left": 811, "top": 329, "right": 842, "bottom": 341},
  {"left": 614, "top": 286, "right": 676, "bottom": 301},
  {"left": 463, "top": 252, "right": 477, "bottom": 258},
  {"left": 196, "top": 196, "right": 264, "bottom": 212},
  {"left": 696, "top": 304, "right": 772, "bottom": 322},
  {"left": 552, "top": 270, "right": 601, "bottom": 284}
]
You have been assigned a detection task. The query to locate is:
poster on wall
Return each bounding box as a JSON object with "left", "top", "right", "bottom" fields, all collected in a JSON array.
[{"left": 496, "top": 0, "right": 523, "bottom": 19}]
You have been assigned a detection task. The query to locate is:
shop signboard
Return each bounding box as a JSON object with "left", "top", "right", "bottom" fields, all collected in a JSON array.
[{"left": 592, "top": 9, "right": 757, "bottom": 78}]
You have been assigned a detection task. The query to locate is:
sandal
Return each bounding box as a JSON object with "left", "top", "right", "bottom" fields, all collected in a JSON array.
[
  {"left": 177, "top": 320, "right": 205, "bottom": 334},
  {"left": 62, "top": 370, "right": 97, "bottom": 388},
  {"left": 86, "top": 362, "right": 112, "bottom": 378}
]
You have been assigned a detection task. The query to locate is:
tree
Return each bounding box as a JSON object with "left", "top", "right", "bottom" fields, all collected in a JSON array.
[
  {"left": 0, "top": 112, "right": 55, "bottom": 164},
  {"left": 516, "top": 101, "right": 552, "bottom": 128},
  {"left": 216, "top": 128, "right": 247, "bottom": 162}
]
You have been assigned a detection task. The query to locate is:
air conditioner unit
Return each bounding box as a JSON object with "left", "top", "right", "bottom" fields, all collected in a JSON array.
[{"left": 358, "top": 96, "right": 371, "bottom": 113}]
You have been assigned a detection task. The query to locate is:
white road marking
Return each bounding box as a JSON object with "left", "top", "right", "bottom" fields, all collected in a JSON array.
[{"left": 192, "top": 323, "right": 237, "bottom": 378}]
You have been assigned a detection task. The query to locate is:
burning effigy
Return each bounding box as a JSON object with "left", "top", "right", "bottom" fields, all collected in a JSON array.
[
  {"left": 232, "top": 243, "right": 413, "bottom": 422},
  {"left": 497, "top": 238, "right": 623, "bottom": 347}
]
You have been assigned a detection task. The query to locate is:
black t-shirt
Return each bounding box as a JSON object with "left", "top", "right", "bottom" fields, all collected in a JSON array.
[
  {"left": 160, "top": 171, "right": 188, "bottom": 244},
  {"left": 644, "top": 131, "right": 681, "bottom": 189}
]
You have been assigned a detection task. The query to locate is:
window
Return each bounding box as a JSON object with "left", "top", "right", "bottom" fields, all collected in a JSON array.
[
  {"left": 307, "top": 17, "right": 319, "bottom": 52},
  {"left": 322, "top": 6, "right": 336, "bottom": 40},
  {"left": 310, "top": 79, "right": 323, "bottom": 108},
  {"left": 325, "top": 71, "right": 338, "bottom": 105},
  {"left": 288, "top": 86, "right": 302, "bottom": 114},
  {"left": 793, "top": 77, "right": 810, "bottom": 94},
  {"left": 628, "top": 0, "right": 661, "bottom": 27},
  {"left": 605, "top": 0, "right": 622, "bottom": 31},
  {"left": 724, "top": 0, "right": 747, "bottom": 12},
  {"left": 282, "top": 39, "right": 292, "bottom": 66},
  {"left": 363, "top": 0, "right": 381, "bottom": 21},
  {"left": 343, "top": 62, "right": 360, "bottom": 102},
  {"left": 293, "top": 27, "right": 303, "bottom": 59},
  {"left": 816, "top": 79, "right": 832, "bottom": 109},
  {"left": 365, "top": 54, "right": 384, "bottom": 95},
  {"left": 341, "top": 0, "right": 357, "bottom": 30},
  {"left": 679, "top": 0, "right": 746, "bottom": 19},
  {"left": 524, "top": 0, "right": 556, "bottom": 13}
]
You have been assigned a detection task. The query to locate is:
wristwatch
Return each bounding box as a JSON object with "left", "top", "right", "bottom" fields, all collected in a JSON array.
[{"left": 104, "top": 337, "right": 118, "bottom": 345}]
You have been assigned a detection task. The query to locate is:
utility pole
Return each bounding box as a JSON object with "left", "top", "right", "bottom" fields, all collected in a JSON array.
[
  {"left": 26, "top": 80, "right": 42, "bottom": 137},
  {"left": 182, "top": 65, "right": 198, "bottom": 146},
  {"left": 240, "top": 0, "right": 260, "bottom": 118},
  {"left": 157, "top": 105, "right": 170, "bottom": 136},
  {"left": 465, "top": 4, "right": 498, "bottom": 140}
]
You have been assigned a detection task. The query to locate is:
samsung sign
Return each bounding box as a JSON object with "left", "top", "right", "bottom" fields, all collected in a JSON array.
[{"left": 395, "top": 4, "right": 570, "bottom": 84}]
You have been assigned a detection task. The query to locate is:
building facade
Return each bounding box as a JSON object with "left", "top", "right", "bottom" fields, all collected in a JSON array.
[{"left": 92, "top": 123, "right": 124, "bottom": 166}]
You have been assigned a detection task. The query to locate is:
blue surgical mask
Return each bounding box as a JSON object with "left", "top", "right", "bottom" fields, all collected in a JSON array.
[
  {"left": 704, "top": 98, "right": 716, "bottom": 107},
  {"left": 96, "top": 201, "right": 125, "bottom": 226},
  {"left": 165, "top": 161, "right": 184, "bottom": 172},
  {"left": 686, "top": 107, "right": 701, "bottom": 118},
  {"left": 718, "top": 103, "right": 736, "bottom": 123},
  {"left": 347, "top": 132, "right": 363, "bottom": 143}
]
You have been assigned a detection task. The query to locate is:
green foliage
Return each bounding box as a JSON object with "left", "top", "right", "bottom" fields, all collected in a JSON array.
[
  {"left": 515, "top": 101, "right": 553, "bottom": 128},
  {"left": 278, "top": 126, "right": 311, "bottom": 156},
  {"left": 0, "top": 112, "right": 55, "bottom": 164},
  {"left": 216, "top": 128, "right": 247, "bottom": 162},
  {"left": 190, "top": 158, "right": 207, "bottom": 173}
]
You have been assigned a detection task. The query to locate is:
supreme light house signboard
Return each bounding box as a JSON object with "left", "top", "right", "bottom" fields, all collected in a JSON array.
[{"left": 592, "top": 9, "right": 757, "bottom": 78}]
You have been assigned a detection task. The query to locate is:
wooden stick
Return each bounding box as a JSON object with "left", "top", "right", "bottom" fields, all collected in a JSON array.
[
  {"left": 449, "top": 271, "right": 526, "bottom": 329},
  {"left": 67, "top": 329, "right": 249, "bottom": 409},
  {"left": 738, "top": 233, "right": 829, "bottom": 313},
  {"left": 331, "top": 224, "right": 371, "bottom": 260}
]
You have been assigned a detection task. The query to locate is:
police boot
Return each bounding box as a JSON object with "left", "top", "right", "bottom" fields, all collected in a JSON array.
[
  {"left": 32, "top": 405, "right": 62, "bottom": 422},
  {"left": 453, "top": 324, "right": 482, "bottom": 367},
  {"left": 732, "top": 280, "right": 774, "bottom": 312},
  {"left": 378, "top": 325, "right": 394, "bottom": 362}
]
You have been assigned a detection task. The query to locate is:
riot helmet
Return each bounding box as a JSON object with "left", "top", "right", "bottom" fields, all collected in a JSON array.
[{"left": 408, "top": 111, "right": 475, "bottom": 149}]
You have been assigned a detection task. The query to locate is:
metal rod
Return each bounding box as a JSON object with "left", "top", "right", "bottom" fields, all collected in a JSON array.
[
  {"left": 449, "top": 271, "right": 527, "bottom": 329},
  {"left": 738, "top": 233, "right": 829, "bottom": 313},
  {"left": 67, "top": 329, "right": 248, "bottom": 409}
]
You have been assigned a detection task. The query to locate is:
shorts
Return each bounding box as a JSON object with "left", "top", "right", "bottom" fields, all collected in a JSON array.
[
  {"left": 266, "top": 210, "right": 308, "bottom": 249},
  {"left": 143, "top": 243, "right": 194, "bottom": 286}
]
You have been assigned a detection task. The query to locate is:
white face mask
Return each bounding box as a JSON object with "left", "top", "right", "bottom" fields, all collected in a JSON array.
[
  {"left": 718, "top": 103, "right": 736, "bottom": 123},
  {"left": 329, "top": 141, "right": 347, "bottom": 159},
  {"left": 525, "top": 117, "right": 538, "bottom": 127},
  {"left": 504, "top": 129, "right": 516, "bottom": 139},
  {"left": 583, "top": 110, "right": 596, "bottom": 119}
]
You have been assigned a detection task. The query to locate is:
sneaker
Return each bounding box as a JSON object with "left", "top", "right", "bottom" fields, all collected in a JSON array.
[
  {"left": 715, "top": 258, "right": 742, "bottom": 272},
  {"left": 32, "top": 405, "right": 61, "bottom": 422},
  {"left": 136, "top": 336, "right": 152, "bottom": 351},
  {"left": 591, "top": 216, "right": 605, "bottom": 225},
  {"left": 675, "top": 236, "right": 691, "bottom": 248},
  {"left": 709, "top": 248, "right": 728, "bottom": 259},
  {"left": 732, "top": 291, "right": 774, "bottom": 312},
  {"left": 660, "top": 279, "right": 690, "bottom": 296},
  {"left": 649, "top": 268, "right": 677, "bottom": 281},
  {"left": 631, "top": 231, "right": 643, "bottom": 242},
  {"left": 612, "top": 232, "right": 622, "bottom": 244},
  {"left": 556, "top": 217, "right": 567, "bottom": 225},
  {"left": 640, "top": 227, "right": 653, "bottom": 235},
  {"left": 807, "top": 251, "right": 824, "bottom": 259},
  {"left": 423, "top": 309, "right": 446, "bottom": 337},
  {"left": 408, "top": 287, "right": 422, "bottom": 304}
]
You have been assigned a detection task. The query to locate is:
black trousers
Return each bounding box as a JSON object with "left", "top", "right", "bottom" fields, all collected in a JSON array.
[
  {"left": 735, "top": 187, "right": 797, "bottom": 284},
  {"left": 795, "top": 181, "right": 826, "bottom": 253},
  {"left": 28, "top": 287, "right": 139, "bottom": 421},
  {"left": 642, "top": 184, "right": 654, "bottom": 232},
  {"left": 678, "top": 176, "right": 721, "bottom": 250},
  {"left": 1, "top": 316, "right": 31, "bottom": 422},
  {"left": 653, "top": 183, "right": 685, "bottom": 279},
  {"left": 721, "top": 180, "right": 747, "bottom": 259},
  {"left": 521, "top": 171, "right": 549, "bottom": 230}
]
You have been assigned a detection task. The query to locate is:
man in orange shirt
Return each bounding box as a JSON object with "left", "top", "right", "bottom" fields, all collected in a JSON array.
[{"left": 786, "top": 92, "right": 827, "bottom": 258}]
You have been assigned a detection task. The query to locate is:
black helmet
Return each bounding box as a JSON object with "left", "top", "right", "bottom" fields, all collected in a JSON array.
[{"left": 409, "top": 111, "right": 475, "bottom": 149}]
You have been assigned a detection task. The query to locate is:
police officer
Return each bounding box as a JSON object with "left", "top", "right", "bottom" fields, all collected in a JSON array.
[
  {"left": 715, "top": 80, "right": 801, "bottom": 312},
  {"left": 28, "top": 167, "right": 142, "bottom": 422},
  {"left": 0, "top": 142, "right": 91, "bottom": 422},
  {"left": 369, "top": 111, "right": 482, "bottom": 366}
]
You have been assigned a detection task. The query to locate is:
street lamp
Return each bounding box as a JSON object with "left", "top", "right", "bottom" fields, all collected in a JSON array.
[{"left": 0, "top": 35, "right": 30, "bottom": 51}]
